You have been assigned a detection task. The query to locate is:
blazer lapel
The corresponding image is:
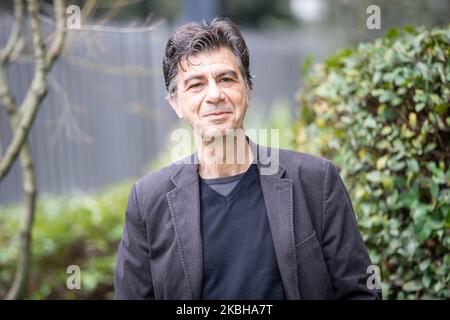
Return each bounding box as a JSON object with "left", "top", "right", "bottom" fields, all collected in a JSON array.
[
  {"left": 167, "top": 156, "right": 203, "bottom": 299},
  {"left": 250, "top": 141, "right": 301, "bottom": 300}
]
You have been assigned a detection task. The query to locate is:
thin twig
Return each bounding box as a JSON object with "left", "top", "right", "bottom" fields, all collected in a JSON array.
[
  {"left": 0, "top": 0, "right": 47, "bottom": 181},
  {"left": 47, "top": 73, "right": 94, "bottom": 145},
  {"left": 0, "top": 0, "right": 23, "bottom": 65}
]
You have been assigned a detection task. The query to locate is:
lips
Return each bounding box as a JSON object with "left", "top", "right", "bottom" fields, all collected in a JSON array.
[{"left": 203, "top": 111, "right": 232, "bottom": 117}]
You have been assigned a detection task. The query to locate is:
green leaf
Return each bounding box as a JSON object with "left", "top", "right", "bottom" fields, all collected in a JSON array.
[
  {"left": 301, "top": 55, "right": 314, "bottom": 77},
  {"left": 373, "top": 71, "right": 382, "bottom": 84},
  {"left": 419, "top": 259, "right": 431, "bottom": 272},
  {"left": 415, "top": 220, "right": 433, "bottom": 243},
  {"left": 407, "top": 159, "right": 420, "bottom": 172},
  {"left": 364, "top": 117, "right": 377, "bottom": 129},
  {"left": 403, "top": 280, "right": 422, "bottom": 292},
  {"left": 415, "top": 103, "right": 426, "bottom": 112},
  {"left": 424, "top": 143, "right": 436, "bottom": 153},
  {"left": 430, "top": 181, "right": 439, "bottom": 199},
  {"left": 377, "top": 156, "right": 389, "bottom": 170},
  {"left": 381, "top": 126, "right": 392, "bottom": 136},
  {"left": 422, "top": 274, "right": 432, "bottom": 288},
  {"left": 416, "top": 62, "right": 430, "bottom": 80},
  {"left": 366, "top": 171, "right": 382, "bottom": 183},
  {"left": 386, "top": 28, "right": 401, "bottom": 40},
  {"left": 429, "top": 111, "right": 437, "bottom": 124},
  {"left": 409, "top": 113, "right": 417, "bottom": 129},
  {"left": 404, "top": 24, "right": 417, "bottom": 34}
]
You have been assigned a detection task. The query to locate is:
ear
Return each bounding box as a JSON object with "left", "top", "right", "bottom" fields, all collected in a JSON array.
[
  {"left": 168, "top": 95, "right": 183, "bottom": 119},
  {"left": 245, "top": 87, "right": 252, "bottom": 108}
]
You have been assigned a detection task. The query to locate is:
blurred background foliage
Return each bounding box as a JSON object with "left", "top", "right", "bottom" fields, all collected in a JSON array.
[
  {"left": 0, "top": 182, "right": 130, "bottom": 299},
  {"left": 296, "top": 25, "right": 450, "bottom": 299}
]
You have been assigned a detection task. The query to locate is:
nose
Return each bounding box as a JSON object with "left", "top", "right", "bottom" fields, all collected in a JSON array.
[{"left": 205, "top": 81, "right": 224, "bottom": 105}]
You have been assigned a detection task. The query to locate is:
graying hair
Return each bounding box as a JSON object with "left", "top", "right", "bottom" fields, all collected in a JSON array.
[{"left": 162, "top": 17, "right": 253, "bottom": 96}]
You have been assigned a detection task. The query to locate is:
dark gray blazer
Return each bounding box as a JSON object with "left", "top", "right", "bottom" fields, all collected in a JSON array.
[{"left": 114, "top": 140, "right": 382, "bottom": 300}]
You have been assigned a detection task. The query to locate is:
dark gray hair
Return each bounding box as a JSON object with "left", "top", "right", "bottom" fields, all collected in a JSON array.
[{"left": 162, "top": 17, "right": 253, "bottom": 95}]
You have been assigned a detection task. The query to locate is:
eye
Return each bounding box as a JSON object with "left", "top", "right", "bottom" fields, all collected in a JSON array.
[
  {"left": 220, "top": 77, "right": 236, "bottom": 85},
  {"left": 188, "top": 82, "right": 203, "bottom": 90}
]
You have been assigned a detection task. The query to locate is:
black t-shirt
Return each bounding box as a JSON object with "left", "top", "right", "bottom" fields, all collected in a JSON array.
[
  {"left": 201, "top": 170, "right": 246, "bottom": 196},
  {"left": 199, "top": 164, "right": 286, "bottom": 299}
]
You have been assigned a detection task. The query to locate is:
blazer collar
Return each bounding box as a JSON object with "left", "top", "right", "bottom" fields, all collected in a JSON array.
[{"left": 170, "top": 136, "right": 285, "bottom": 186}]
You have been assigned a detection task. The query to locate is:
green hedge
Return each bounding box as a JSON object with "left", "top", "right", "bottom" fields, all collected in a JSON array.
[
  {"left": 0, "top": 182, "right": 130, "bottom": 299},
  {"left": 296, "top": 25, "right": 450, "bottom": 299}
]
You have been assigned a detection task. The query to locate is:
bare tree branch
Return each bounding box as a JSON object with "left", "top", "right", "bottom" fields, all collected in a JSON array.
[
  {"left": 45, "top": 0, "right": 65, "bottom": 69},
  {"left": 0, "top": 0, "right": 23, "bottom": 65},
  {"left": 4, "top": 142, "right": 36, "bottom": 300},
  {"left": 47, "top": 73, "right": 94, "bottom": 145},
  {"left": 0, "top": 64, "right": 18, "bottom": 114},
  {"left": 0, "top": 0, "right": 65, "bottom": 181},
  {"left": 0, "top": 0, "right": 23, "bottom": 114},
  {"left": 0, "top": 0, "right": 35, "bottom": 301}
]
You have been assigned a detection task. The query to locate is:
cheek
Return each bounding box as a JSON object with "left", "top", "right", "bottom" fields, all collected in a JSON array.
[
  {"left": 233, "top": 92, "right": 249, "bottom": 113},
  {"left": 227, "top": 87, "right": 247, "bottom": 106},
  {"left": 181, "top": 95, "right": 203, "bottom": 116}
]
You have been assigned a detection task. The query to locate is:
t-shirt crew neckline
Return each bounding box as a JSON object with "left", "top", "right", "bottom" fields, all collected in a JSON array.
[{"left": 199, "top": 164, "right": 257, "bottom": 202}]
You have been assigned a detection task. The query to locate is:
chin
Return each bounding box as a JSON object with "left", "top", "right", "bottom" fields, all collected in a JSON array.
[
  {"left": 201, "top": 127, "right": 227, "bottom": 139},
  {"left": 202, "top": 125, "right": 245, "bottom": 140}
]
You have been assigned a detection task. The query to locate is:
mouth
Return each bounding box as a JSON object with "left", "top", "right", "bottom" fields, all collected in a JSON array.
[{"left": 203, "top": 111, "right": 233, "bottom": 118}]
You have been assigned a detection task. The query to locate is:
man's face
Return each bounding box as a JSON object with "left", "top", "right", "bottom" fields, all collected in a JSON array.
[{"left": 168, "top": 47, "right": 251, "bottom": 138}]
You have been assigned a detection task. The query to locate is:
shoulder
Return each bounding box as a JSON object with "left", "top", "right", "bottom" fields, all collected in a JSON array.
[
  {"left": 276, "top": 147, "right": 333, "bottom": 175},
  {"left": 267, "top": 147, "right": 343, "bottom": 193},
  {"left": 274, "top": 147, "right": 344, "bottom": 196},
  {"left": 132, "top": 160, "right": 182, "bottom": 198}
]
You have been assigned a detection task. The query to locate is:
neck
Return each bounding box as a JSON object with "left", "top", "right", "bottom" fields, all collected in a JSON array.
[{"left": 194, "top": 130, "right": 254, "bottom": 179}]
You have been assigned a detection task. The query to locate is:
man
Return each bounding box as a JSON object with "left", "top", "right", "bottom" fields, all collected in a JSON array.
[{"left": 114, "top": 17, "right": 381, "bottom": 300}]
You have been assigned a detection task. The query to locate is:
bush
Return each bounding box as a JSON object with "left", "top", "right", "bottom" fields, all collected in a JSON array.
[
  {"left": 296, "top": 25, "right": 450, "bottom": 299},
  {"left": 0, "top": 182, "right": 131, "bottom": 299}
]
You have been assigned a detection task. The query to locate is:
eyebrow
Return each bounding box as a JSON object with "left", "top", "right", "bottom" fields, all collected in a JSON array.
[{"left": 183, "top": 70, "right": 239, "bottom": 87}]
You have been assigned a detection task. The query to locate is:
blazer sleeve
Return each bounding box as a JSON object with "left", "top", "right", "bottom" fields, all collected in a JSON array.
[
  {"left": 114, "top": 183, "right": 155, "bottom": 299},
  {"left": 321, "top": 160, "right": 382, "bottom": 300}
]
